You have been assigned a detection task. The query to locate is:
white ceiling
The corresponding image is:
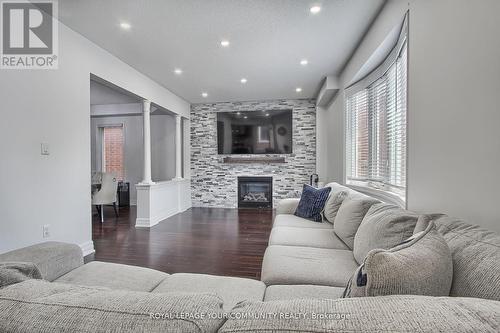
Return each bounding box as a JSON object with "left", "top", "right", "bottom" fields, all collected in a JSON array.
[{"left": 60, "top": 0, "right": 385, "bottom": 104}]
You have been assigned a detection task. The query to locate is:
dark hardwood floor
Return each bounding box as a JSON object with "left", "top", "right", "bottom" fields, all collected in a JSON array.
[{"left": 89, "top": 206, "right": 274, "bottom": 279}]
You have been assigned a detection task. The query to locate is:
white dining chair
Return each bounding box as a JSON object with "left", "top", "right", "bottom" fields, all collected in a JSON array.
[{"left": 92, "top": 172, "right": 119, "bottom": 222}]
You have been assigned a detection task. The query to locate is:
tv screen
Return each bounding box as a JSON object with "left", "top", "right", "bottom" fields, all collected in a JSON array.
[{"left": 217, "top": 110, "right": 292, "bottom": 155}]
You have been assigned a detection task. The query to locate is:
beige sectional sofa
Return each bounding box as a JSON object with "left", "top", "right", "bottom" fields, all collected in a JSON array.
[{"left": 1, "top": 182, "right": 499, "bottom": 332}]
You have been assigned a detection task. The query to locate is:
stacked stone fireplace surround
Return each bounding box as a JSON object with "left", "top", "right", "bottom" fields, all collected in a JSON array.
[{"left": 190, "top": 99, "right": 316, "bottom": 208}]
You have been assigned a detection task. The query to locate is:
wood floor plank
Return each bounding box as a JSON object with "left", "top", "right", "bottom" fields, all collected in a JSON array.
[{"left": 89, "top": 206, "right": 274, "bottom": 280}]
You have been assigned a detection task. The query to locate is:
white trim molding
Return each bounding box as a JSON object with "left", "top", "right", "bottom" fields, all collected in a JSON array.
[{"left": 347, "top": 184, "right": 405, "bottom": 208}]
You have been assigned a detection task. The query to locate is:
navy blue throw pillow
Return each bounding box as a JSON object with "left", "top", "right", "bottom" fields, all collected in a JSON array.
[{"left": 294, "top": 184, "right": 332, "bottom": 222}]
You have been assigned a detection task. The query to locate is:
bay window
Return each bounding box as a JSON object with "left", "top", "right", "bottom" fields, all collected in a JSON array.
[{"left": 345, "top": 17, "right": 407, "bottom": 203}]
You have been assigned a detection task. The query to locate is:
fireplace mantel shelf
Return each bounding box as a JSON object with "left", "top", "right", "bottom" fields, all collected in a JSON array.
[{"left": 222, "top": 156, "right": 286, "bottom": 164}]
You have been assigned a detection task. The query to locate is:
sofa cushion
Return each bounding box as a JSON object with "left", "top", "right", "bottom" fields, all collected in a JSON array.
[
  {"left": 353, "top": 203, "right": 418, "bottom": 263},
  {"left": 152, "top": 273, "right": 265, "bottom": 311},
  {"left": 269, "top": 227, "right": 349, "bottom": 250},
  {"left": 273, "top": 214, "right": 333, "bottom": 229},
  {"left": 321, "top": 190, "right": 348, "bottom": 223},
  {"left": 261, "top": 245, "right": 358, "bottom": 287},
  {"left": 334, "top": 198, "right": 379, "bottom": 249},
  {"left": 276, "top": 198, "right": 300, "bottom": 215},
  {"left": 0, "top": 242, "right": 83, "bottom": 282},
  {"left": 431, "top": 215, "right": 500, "bottom": 301},
  {"left": 0, "top": 262, "right": 42, "bottom": 288},
  {"left": 55, "top": 261, "right": 168, "bottom": 292},
  {"left": 294, "top": 185, "right": 331, "bottom": 222},
  {"left": 0, "top": 280, "right": 225, "bottom": 333},
  {"left": 344, "top": 221, "right": 452, "bottom": 298},
  {"left": 325, "top": 182, "right": 378, "bottom": 201},
  {"left": 264, "top": 285, "right": 345, "bottom": 301},
  {"left": 218, "top": 295, "right": 500, "bottom": 333}
]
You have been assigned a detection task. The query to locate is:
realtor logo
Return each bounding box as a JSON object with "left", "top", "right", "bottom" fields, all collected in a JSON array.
[{"left": 1, "top": 0, "right": 58, "bottom": 69}]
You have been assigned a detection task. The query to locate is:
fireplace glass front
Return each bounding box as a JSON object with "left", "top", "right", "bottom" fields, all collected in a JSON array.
[{"left": 238, "top": 176, "right": 273, "bottom": 208}]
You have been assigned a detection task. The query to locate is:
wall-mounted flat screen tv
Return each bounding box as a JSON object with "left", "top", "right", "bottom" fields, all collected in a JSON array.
[{"left": 217, "top": 110, "right": 292, "bottom": 155}]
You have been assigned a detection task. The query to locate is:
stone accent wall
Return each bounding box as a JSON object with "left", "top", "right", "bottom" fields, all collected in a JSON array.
[{"left": 191, "top": 99, "right": 316, "bottom": 208}]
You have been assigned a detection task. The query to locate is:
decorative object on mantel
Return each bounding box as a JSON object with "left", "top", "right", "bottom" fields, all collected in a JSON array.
[{"left": 222, "top": 156, "right": 286, "bottom": 164}]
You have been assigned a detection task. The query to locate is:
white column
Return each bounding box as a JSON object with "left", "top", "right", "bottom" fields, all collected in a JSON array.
[
  {"left": 141, "top": 100, "right": 154, "bottom": 184},
  {"left": 174, "top": 114, "right": 183, "bottom": 180}
]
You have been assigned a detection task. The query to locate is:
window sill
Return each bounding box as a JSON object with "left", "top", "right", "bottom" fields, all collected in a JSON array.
[{"left": 346, "top": 182, "right": 406, "bottom": 208}]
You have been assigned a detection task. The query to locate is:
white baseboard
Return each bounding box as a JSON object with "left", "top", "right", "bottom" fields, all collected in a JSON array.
[
  {"left": 79, "top": 241, "right": 95, "bottom": 256},
  {"left": 135, "top": 210, "right": 178, "bottom": 228},
  {"left": 135, "top": 217, "right": 155, "bottom": 228}
]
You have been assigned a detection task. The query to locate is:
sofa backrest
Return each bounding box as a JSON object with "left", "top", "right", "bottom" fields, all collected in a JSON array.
[
  {"left": 433, "top": 216, "right": 500, "bottom": 301},
  {"left": 218, "top": 296, "right": 500, "bottom": 332},
  {"left": 0, "top": 242, "right": 83, "bottom": 282},
  {"left": 326, "top": 182, "right": 378, "bottom": 203},
  {"left": 0, "top": 280, "right": 226, "bottom": 333}
]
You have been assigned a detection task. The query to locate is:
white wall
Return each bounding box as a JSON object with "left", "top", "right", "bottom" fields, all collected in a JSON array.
[
  {"left": 151, "top": 114, "right": 176, "bottom": 182},
  {"left": 317, "top": 0, "right": 500, "bottom": 231},
  {"left": 0, "top": 22, "right": 189, "bottom": 255},
  {"left": 407, "top": 0, "right": 500, "bottom": 231}
]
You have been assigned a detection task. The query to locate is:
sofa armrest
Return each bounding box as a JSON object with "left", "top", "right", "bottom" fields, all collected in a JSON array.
[
  {"left": 0, "top": 242, "right": 83, "bottom": 282},
  {"left": 276, "top": 198, "right": 300, "bottom": 215}
]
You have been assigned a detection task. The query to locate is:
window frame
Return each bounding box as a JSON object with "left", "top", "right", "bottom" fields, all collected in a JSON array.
[
  {"left": 344, "top": 14, "right": 408, "bottom": 207},
  {"left": 98, "top": 123, "right": 125, "bottom": 182}
]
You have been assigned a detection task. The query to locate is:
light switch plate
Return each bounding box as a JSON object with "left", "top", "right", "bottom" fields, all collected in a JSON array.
[
  {"left": 41, "top": 143, "right": 50, "bottom": 155},
  {"left": 43, "top": 224, "right": 50, "bottom": 238}
]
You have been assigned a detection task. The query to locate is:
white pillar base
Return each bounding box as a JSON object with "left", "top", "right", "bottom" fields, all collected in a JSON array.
[{"left": 135, "top": 180, "right": 191, "bottom": 228}]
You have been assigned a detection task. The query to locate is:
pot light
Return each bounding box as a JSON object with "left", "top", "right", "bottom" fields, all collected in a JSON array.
[
  {"left": 201, "top": 92, "right": 208, "bottom": 98},
  {"left": 265, "top": 113, "right": 270, "bottom": 116},
  {"left": 120, "top": 22, "right": 131, "bottom": 30},
  {"left": 300, "top": 59, "right": 308, "bottom": 66},
  {"left": 220, "top": 40, "right": 230, "bottom": 47},
  {"left": 174, "top": 68, "right": 183, "bottom": 75},
  {"left": 296, "top": 87, "right": 302, "bottom": 93},
  {"left": 237, "top": 112, "right": 241, "bottom": 115},
  {"left": 244, "top": 116, "right": 248, "bottom": 119},
  {"left": 240, "top": 78, "right": 247, "bottom": 84},
  {"left": 310, "top": 6, "right": 321, "bottom": 14}
]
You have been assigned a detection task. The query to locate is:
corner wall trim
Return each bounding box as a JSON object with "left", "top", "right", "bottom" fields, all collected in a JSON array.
[{"left": 79, "top": 241, "right": 95, "bottom": 256}]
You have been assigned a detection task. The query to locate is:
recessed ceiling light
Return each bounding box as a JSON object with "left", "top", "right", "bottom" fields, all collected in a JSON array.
[
  {"left": 296, "top": 87, "right": 302, "bottom": 93},
  {"left": 265, "top": 113, "right": 270, "bottom": 116},
  {"left": 120, "top": 22, "right": 131, "bottom": 30},
  {"left": 240, "top": 78, "right": 247, "bottom": 84},
  {"left": 300, "top": 59, "right": 308, "bottom": 66},
  {"left": 201, "top": 92, "right": 208, "bottom": 98},
  {"left": 244, "top": 116, "right": 248, "bottom": 119},
  {"left": 174, "top": 68, "right": 183, "bottom": 75},
  {"left": 220, "top": 40, "right": 230, "bottom": 47},
  {"left": 237, "top": 112, "right": 241, "bottom": 115},
  {"left": 310, "top": 6, "right": 321, "bottom": 14}
]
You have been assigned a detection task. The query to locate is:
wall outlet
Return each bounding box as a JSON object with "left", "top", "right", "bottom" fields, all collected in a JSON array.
[
  {"left": 41, "top": 143, "right": 50, "bottom": 155},
  {"left": 43, "top": 224, "right": 50, "bottom": 238}
]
